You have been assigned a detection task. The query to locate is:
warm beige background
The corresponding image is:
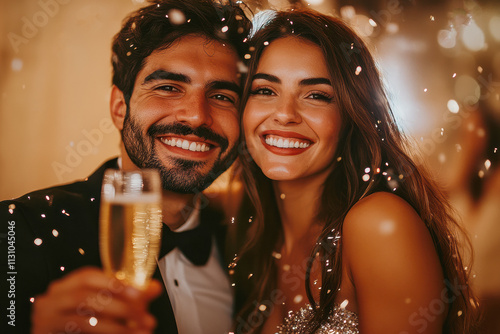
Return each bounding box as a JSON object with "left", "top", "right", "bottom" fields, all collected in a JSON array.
[{"left": 0, "top": 0, "right": 143, "bottom": 199}]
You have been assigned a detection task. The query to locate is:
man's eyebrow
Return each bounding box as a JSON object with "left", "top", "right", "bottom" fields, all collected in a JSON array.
[
  {"left": 207, "top": 81, "right": 241, "bottom": 95},
  {"left": 300, "top": 77, "right": 332, "bottom": 86},
  {"left": 251, "top": 73, "right": 280, "bottom": 83},
  {"left": 142, "top": 70, "right": 191, "bottom": 85}
]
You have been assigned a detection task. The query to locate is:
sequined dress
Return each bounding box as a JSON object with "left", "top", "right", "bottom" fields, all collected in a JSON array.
[{"left": 277, "top": 304, "right": 359, "bottom": 334}]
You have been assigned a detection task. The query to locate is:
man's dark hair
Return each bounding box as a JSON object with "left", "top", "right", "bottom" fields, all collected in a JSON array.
[{"left": 111, "top": 0, "right": 251, "bottom": 103}]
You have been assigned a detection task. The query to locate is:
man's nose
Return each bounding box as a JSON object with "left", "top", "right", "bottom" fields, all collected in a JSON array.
[{"left": 175, "top": 93, "right": 213, "bottom": 128}]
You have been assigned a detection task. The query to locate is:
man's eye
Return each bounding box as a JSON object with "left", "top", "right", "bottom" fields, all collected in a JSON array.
[
  {"left": 250, "top": 88, "right": 274, "bottom": 96},
  {"left": 212, "top": 94, "right": 235, "bottom": 103},
  {"left": 156, "top": 85, "right": 179, "bottom": 92}
]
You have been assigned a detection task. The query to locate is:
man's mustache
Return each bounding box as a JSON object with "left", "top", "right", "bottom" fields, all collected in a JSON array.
[{"left": 147, "top": 122, "right": 229, "bottom": 153}]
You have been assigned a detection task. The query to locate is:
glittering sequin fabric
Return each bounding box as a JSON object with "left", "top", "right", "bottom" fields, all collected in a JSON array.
[{"left": 277, "top": 304, "right": 359, "bottom": 334}]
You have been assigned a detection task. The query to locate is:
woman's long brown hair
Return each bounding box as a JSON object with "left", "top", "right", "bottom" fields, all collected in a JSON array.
[{"left": 231, "top": 9, "right": 479, "bottom": 334}]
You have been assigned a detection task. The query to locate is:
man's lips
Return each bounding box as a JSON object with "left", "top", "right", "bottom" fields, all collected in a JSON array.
[{"left": 158, "top": 135, "right": 215, "bottom": 153}]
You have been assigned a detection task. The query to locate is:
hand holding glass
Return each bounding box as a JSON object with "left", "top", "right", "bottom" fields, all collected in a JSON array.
[{"left": 99, "top": 169, "right": 163, "bottom": 289}]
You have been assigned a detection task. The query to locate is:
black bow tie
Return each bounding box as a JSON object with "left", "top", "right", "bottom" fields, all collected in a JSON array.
[{"left": 159, "top": 223, "right": 212, "bottom": 266}]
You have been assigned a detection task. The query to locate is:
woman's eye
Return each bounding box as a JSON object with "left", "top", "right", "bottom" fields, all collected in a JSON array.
[
  {"left": 307, "top": 93, "right": 332, "bottom": 102},
  {"left": 250, "top": 88, "right": 274, "bottom": 96}
]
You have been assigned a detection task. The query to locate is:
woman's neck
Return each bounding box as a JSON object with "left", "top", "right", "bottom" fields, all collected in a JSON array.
[{"left": 273, "top": 172, "right": 329, "bottom": 255}]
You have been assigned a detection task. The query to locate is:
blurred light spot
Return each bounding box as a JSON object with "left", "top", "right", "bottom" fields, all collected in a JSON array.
[
  {"left": 439, "top": 153, "right": 446, "bottom": 164},
  {"left": 453, "top": 73, "right": 457, "bottom": 78},
  {"left": 244, "top": 54, "right": 251, "bottom": 59},
  {"left": 78, "top": 248, "right": 85, "bottom": 255},
  {"left": 386, "top": 22, "right": 399, "bottom": 34},
  {"left": 340, "top": 6, "right": 356, "bottom": 20},
  {"left": 379, "top": 221, "right": 395, "bottom": 235},
  {"left": 167, "top": 9, "right": 186, "bottom": 25},
  {"left": 447, "top": 99, "right": 460, "bottom": 113},
  {"left": 437, "top": 28, "right": 457, "bottom": 48},
  {"left": 369, "top": 19, "right": 377, "bottom": 27},
  {"left": 307, "top": 0, "right": 324, "bottom": 4},
  {"left": 131, "top": 0, "right": 145, "bottom": 3},
  {"left": 259, "top": 304, "right": 267, "bottom": 311},
  {"left": 424, "top": 88, "right": 428, "bottom": 92},
  {"left": 30, "top": 297, "right": 35, "bottom": 303},
  {"left": 430, "top": 15, "right": 435, "bottom": 21},
  {"left": 11, "top": 58, "right": 23, "bottom": 71},
  {"left": 221, "top": 26, "right": 228, "bottom": 33},
  {"left": 283, "top": 264, "right": 290, "bottom": 271},
  {"left": 478, "top": 170, "right": 485, "bottom": 178},
  {"left": 355, "top": 66, "right": 362, "bottom": 75},
  {"left": 60, "top": 266, "right": 65, "bottom": 271},
  {"left": 490, "top": 16, "right": 500, "bottom": 41},
  {"left": 280, "top": 193, "right": 286, "bottom": 199},
  {"left": 462, "top": 19, "right": 485, "bottom": 51},
  {"left": 362, "top": 174, "right": 370, "bottom": 182},
  {"left": 352, "top": 15, "right": 374, "bottom": 37},
  {"left": 293, "top": 295, "right": 303, "bottom": 303},
  {"left": 458, "top": 310, "right": 463, "bottom": 317},
  {"left": 405, "top": 298, "right": 412, "bottom": 304},
  {"left": 365, "top": 167, "right": 371, "bottom": 173},
  {"left": 34, "top": 238, "right": 43, "bottom": 246},
  {"left": 455, "top": 75, "right": 480, "bottom": 105},
  {"left": 52, "top": 229, "right": 59, "bottom": 237}
]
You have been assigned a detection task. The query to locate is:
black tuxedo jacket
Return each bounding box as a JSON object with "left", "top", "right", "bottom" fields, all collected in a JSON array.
[{"left": 1, "top": 158, "right": 226, "bottom": 334}]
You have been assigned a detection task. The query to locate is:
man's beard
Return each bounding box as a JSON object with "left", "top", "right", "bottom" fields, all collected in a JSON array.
[{"left": 121, "top": 111, "right": 238, "bottom": 194}]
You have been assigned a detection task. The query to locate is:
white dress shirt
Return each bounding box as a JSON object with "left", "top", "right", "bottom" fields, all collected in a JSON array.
[{"left": 157, "top": 202, "right": 233, "bottom": 334}]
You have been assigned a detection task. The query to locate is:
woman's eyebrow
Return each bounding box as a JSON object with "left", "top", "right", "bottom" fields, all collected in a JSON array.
[
  {"left": 251, "top": 73, "right": 280, "bottom": 83},
  {"left": 299, "top": 78, "right": 332, "bottom": 86}
]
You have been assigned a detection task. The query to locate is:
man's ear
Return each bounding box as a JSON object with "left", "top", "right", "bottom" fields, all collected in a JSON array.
[{"left": 110, "top": 85, "right": 127, "bottom": 131}]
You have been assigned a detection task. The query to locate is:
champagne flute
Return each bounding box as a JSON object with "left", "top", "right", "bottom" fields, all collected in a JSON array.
[{"left": 99, "top": 169, "right": 163, "bottom": 289}]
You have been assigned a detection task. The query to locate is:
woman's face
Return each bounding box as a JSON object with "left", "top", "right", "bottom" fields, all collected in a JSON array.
[{"left": 243, "top": 36, "right": 342, "bottom": 181}]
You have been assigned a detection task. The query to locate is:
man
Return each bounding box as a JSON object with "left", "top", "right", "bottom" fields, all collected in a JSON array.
[{"left": 1, "top": 1, "right": 251, "bottom": 333}]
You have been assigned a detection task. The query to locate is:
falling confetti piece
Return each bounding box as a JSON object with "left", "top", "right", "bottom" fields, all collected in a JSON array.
[
  {"left": 89, "top": 317, "right": 98, "bottom": 327},
  {"left": 485, "top": 159, "right": 491, "bottom": 170},
  {"left": 78, "top": 248, "right": 85, "bottom": 255},
  {"left": 340, "top": 299, "right": 349, "bottom": 309},
  {"left": 52, "top": 229, "right": 59, "bottom": 237},
  {"left": 34, "top": 238, "right": 43, "bottom": 246},
  {"left": 259, "top": 304, "right": 267, "bottom": 311},
  {"left": 30, "top": 297, "right": 35, "bottom": 303},
  {"left": 221, "top": 26, "right": 229, "bottom": 33},
  {"left": 355, "top": 66, "right": 362, "bottom": 75}
]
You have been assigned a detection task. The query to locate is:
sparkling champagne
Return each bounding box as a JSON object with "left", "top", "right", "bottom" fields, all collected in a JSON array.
[{"left": 100, "top": 193, "right": 163, "bottom": 289}]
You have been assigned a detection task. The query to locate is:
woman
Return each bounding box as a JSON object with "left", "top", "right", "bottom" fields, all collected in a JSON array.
[{"left": 230, "top": 9, "right": 479, "bottom": 334}]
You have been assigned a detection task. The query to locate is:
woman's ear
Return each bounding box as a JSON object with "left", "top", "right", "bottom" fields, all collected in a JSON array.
[{"left": 110, "top": 85, "right": 127, "bottom": 131}]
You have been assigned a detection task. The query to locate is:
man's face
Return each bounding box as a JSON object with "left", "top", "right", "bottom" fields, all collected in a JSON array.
[{"left": 118, "top": 35, "right": 241, "bottom": 193}]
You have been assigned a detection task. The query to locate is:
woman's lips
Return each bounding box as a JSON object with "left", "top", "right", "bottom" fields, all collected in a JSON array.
[{"left": 259, "top": 131, "right": 313, "bottom": 155}]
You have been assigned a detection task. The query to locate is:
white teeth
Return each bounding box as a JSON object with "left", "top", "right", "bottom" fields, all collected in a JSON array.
[
  {"left": 264, "top": 135, "right": 310, "bottom": 149},
  {"left": 160, "top": 137, "right": 211, "bottom": 152}
]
